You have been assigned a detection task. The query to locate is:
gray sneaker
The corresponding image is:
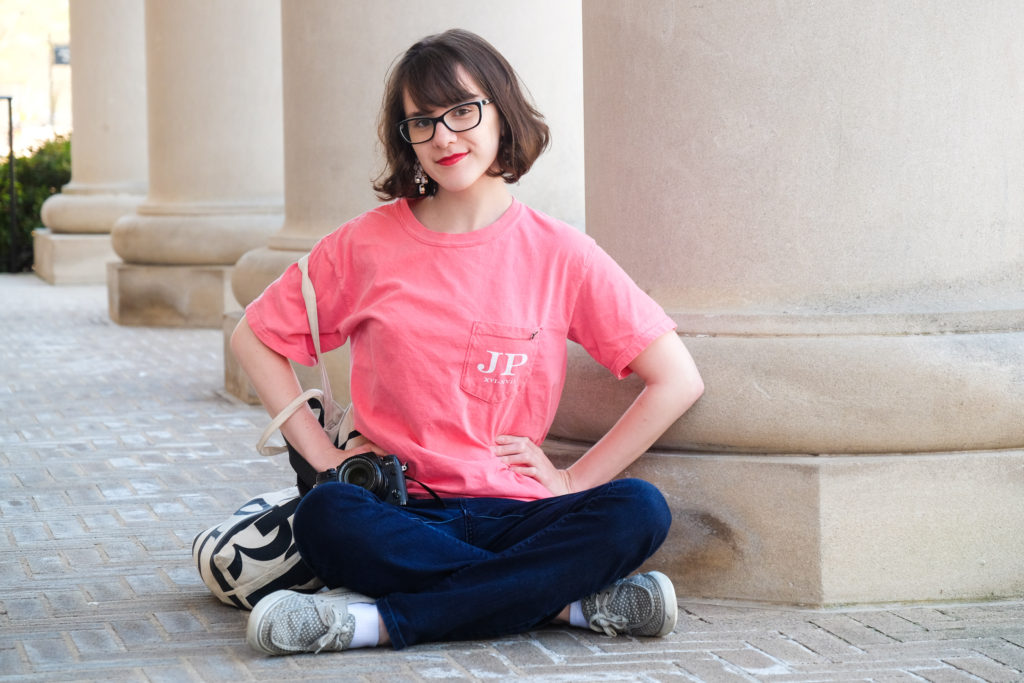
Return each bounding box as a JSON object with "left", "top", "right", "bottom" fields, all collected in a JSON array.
[
  {"left": 581, "top": 571, "right": 678, "bottom": 637},
  {"left": 247, "top": 588, "right": 374, "bottom": 655}
]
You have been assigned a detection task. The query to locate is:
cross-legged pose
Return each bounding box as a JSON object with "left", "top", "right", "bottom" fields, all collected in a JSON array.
[{"left": 231, "top": 28, "right": 704, "bottom": 655}]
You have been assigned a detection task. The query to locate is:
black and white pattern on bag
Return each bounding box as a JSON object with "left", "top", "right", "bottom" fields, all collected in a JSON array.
[{"left": 192, "top": 487, "right": 323, "bottom": 610}]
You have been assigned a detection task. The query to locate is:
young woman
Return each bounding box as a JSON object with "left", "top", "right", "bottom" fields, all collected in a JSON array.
[{"left": 231, "top": 28, "right": 704, "bottom": 655}]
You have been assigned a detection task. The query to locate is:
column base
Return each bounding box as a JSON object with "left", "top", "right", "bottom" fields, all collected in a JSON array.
[
  {"left": 231, "top": 245, "right": 304, "bottom": 309},
  {"left": 107, "top": 262, "right": 239, "bottom": 328},
  {"left": 32, "top": 229, "right": 118, "bottom": 285},
  {"left": 546, "top": 444, "right": 1024, "bottom": 605},
  {"left": 553, "top": 327, "right": 1024, "bottom": 453},
  {"left": 40, "top": 188, "right": 145, "bottom": 234}
]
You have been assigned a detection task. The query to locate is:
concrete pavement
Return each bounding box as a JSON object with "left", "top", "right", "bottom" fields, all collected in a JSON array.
[{"left": 1, "top": 273, "right": 1023, "bottom": 682}]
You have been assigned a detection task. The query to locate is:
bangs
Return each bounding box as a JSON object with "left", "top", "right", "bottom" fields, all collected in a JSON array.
[{"left": 402, "top": 55, "right": 478, "bottom": 113}]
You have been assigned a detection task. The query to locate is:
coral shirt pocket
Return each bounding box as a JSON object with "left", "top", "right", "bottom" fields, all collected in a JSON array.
[{"left": 460, "top": 321, "right": 541, "bottom": 403}]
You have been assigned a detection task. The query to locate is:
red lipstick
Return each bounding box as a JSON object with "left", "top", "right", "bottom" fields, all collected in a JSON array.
[{"left": 438, "top": 152, "right": 467, "bottom": 166}]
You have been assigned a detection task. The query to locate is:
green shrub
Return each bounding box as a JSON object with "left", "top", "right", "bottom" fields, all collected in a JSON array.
[{"left": 0, "top": 135, "right": 71, "bottom": 273}]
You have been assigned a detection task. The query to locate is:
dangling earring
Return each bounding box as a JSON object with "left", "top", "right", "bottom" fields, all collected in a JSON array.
[{"left": 413, "top": 161, "right": 428, "bottom": 195}]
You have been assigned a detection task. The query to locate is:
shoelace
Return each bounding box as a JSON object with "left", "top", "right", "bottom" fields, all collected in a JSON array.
[
  {"left": 311, "top": 599, "right": 355, "bottom": 653},
  {"left": 587, "top": 589, "right": 629, "bottom": 637}
]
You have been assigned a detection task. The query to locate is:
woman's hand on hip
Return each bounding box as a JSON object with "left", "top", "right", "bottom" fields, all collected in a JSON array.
[{"left": 494, "top": 435, "right": 574, "bottom": 496}]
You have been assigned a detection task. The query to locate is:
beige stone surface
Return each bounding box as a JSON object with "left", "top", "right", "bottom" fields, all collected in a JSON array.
[
  {"left": 577, "top": 1, "right": 1024, "bottom": 453},
  {"left": 60, "top": 0, "right": 147, "bottom": 199},
  {"left": 553, "top": 331, "right": 1024, "bottom": 453},
  {"left": 584, "top": 2, "right": 1024, "bottom": 314},
  {"left": 107, "top": 0, "right": 283, "bottom": 325},
  {"left": 569, "top": 2, "right": 1024, "bottom": 605},
  {"left": 41, "top": 190, "right": 144, "bottom": 236},
  {"left": 31, "top": 229, "right": 117, "bottom": 285},
  {"left": 819, "top": 452, "right": 1024, "bottom": 604},
  {"left": 548, "top": 443, "right": 1024, "bottom": 606},
  {"left": 35, "top": 0, "right": 147, "bottom": 282},
  {"left": 111, "top": 211, "right": 281, "bottom": 266},
  {"left": 633, "top": 452, "right": 825, "bottom": 605},
  {"left": 139, "top": 0, "right": 282, "bottom": 208},
  {"left": 107, "top": 262, "right": 238, "bottom": 328}
]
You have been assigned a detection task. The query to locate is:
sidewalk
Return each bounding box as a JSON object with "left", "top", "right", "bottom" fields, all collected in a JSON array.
[{"left": 1, "top": 272, "right": 1022, "bottom": 682}]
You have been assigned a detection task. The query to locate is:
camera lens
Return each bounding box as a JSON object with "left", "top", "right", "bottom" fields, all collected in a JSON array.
[{"left": 338, "top": 456, "right": 383, "bottom": 492}]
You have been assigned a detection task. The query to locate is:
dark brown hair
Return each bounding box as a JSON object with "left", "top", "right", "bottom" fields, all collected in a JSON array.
[{"left": 373, "top": 29, "right": 550, "bottom": 200}]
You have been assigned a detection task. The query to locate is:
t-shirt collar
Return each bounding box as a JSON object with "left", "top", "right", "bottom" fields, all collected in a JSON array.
[{"left": 396, "top": 198, "right": 521, "bottom": 247}]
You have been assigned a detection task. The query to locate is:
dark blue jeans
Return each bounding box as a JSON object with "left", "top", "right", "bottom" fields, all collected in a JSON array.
[{"left": 292, "top": 478, "right": 671, "bottom": 649}]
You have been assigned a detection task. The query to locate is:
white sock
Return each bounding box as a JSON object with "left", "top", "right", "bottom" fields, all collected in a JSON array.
[
  {"left": 568, "top": 600, "right": 588, "bottom": 629},
  {"left": 348, "top": 602, "right": 380, "bottom": 649}
]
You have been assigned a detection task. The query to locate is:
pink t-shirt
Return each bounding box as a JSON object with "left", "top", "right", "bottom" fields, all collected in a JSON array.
[{"left": 246, "top": 199, "right": 675, "bottom": 501}]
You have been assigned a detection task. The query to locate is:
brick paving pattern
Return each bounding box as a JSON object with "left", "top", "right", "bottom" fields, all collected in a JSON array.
[{"left": 1, "top": 272, "right": 1022, "bottom": 682}]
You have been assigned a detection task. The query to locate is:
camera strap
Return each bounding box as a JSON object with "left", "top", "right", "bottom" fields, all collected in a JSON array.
[{"left": 403, "top": 472, "right": 444, "bottom": 507}]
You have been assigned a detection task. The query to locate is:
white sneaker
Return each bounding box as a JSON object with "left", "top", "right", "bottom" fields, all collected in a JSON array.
[
  {"left": 581, "top": 571, "right": 678, "bottom": 637},
  {"left": 247, "top": 588, "right": 374, "bottom": 655}
]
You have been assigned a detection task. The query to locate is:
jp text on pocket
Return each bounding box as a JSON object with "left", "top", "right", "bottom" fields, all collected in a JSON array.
[{"left": 460, "top": 322, "right": 540, "bottom": 403}]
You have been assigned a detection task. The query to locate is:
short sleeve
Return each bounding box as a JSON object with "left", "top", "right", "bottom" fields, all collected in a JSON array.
[
  {"left": 244, "top": 231, "right": 351, "bottom": 367},
  {"left": 567, "top": 244, "right": 676, "bottom": 379}
]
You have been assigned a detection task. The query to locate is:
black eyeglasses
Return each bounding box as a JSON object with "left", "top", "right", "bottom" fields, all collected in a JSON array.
[{"left": 398, "top": 99, "right": 492, "bottom": 144}]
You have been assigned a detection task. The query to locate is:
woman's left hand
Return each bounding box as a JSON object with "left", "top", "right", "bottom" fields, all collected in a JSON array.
[{"left": 494, "top": 435, "right": 574, "bottom": 496}]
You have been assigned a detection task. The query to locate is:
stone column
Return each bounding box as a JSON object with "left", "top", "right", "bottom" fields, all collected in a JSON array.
[
  {"left": 568, "top": 1, "right": 1024, "bottom": 603},
  {"left": 226, "top": 0, "right": 584, "bottom": 401},
  {"left": 109, "top": 0, "right": 283, "bottom": 327},
  {"left": 35, "top": 0, "right": 147, "bottom": 285}
]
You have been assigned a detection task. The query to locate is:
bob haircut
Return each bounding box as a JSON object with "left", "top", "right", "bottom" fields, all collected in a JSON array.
[{"left": 374, "top": 29, "right": 550, "bottom": 200}]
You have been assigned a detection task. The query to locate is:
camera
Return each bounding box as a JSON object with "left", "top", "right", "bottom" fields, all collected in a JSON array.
[{"left": 316, "top": 453, "right": 409, "bottom": 506}]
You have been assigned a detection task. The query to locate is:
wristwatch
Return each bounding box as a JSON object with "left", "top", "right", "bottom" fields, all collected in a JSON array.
[{"left": 314, "top": 468, "right": 339, "bottom": 487}]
